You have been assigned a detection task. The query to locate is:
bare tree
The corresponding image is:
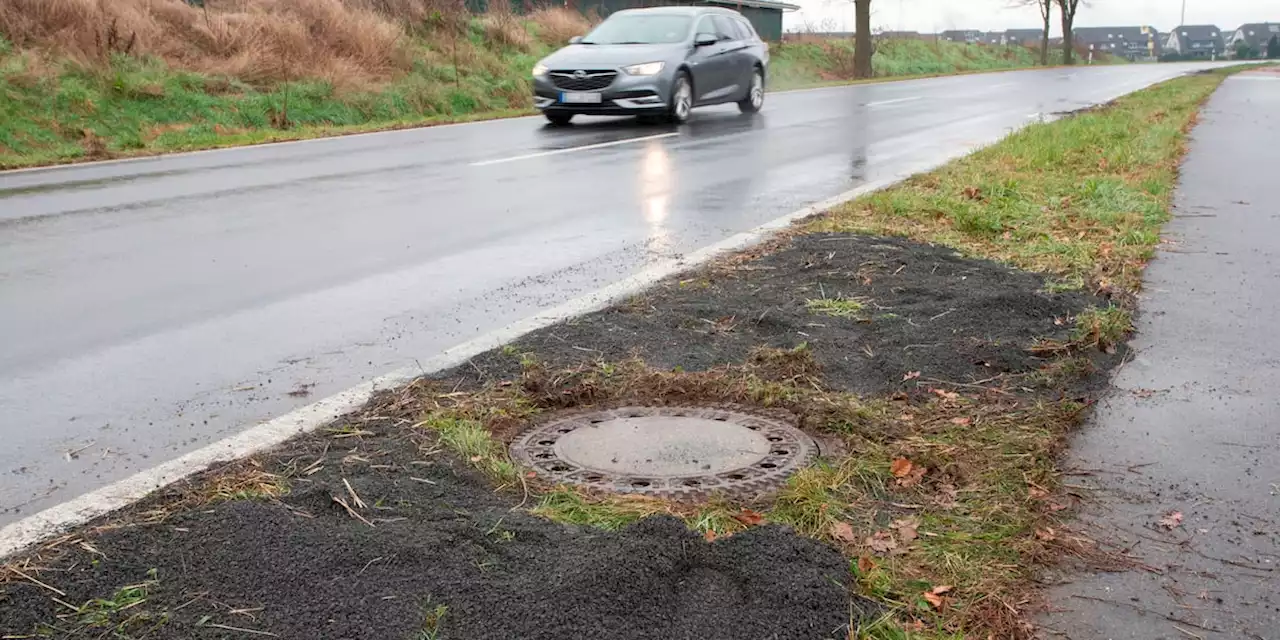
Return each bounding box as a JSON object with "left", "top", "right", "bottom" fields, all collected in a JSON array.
[
  {"left": 1055, "top": 0, "right": 1080, "bottom": 64},
  {"left": 854, "top": 0, "right": 873, "bottom": 78},
  {"left": 1013, "top": 0, "right": 1053, "bottom": 65}
]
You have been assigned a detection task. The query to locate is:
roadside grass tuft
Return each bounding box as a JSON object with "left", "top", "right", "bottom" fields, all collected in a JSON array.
[
  {"left": 1070, "top": 305, "right": 1133, "bottom": 351},
  {"left": 30, "top": 570, "right": 168, "bottom": 638},
  {"left": 808, "top": 68, "right": 1245, "bottom": 295},
  {"left": 417, "top": 600, "right": 449, "bottom": 640},
  {"left": 806, "top": 296, "right": 869, "bottom": 319}
]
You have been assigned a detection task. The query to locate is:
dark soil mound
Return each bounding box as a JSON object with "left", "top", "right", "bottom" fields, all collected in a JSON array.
[
  {"left": 464, "top": 233, "right": 1100, "bottom": 395},
  {"left": 1, "top": 438, "right": 856, "bottom": 640}
]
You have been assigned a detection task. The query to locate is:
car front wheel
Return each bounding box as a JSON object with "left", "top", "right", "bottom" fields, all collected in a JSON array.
[
  {"left": 738, "top": 68, "right": 764, "bottom": 114},
  {"left": 668, "top": 72, "right": 693, "bottom": 124}
]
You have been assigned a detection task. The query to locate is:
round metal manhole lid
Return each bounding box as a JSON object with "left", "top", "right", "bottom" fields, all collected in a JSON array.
[{"left": 510, "top": 405, "right": 818, "bottom": 498}]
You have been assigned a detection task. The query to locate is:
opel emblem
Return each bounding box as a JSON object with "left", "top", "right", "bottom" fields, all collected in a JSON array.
[{"left": 573, "top": 70, "right": 587, "bottom": 79}]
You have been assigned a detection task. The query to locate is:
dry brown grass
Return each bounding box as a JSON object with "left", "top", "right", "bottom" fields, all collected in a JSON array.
[
  {"left": 0, "top": 0, "right": 411, "bottom": 85},
  {"left": 527, "top": 6, "right": 591, "bottom": 46}
]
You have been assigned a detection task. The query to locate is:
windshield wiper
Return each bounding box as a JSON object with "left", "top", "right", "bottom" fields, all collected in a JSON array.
[{"left": 612, "top": 41, "right": 650, "bottom": 45}]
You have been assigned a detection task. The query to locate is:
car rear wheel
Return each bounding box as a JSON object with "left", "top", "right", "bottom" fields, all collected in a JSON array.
[
  {"left": 738, "top": 68, "right": 764, "bottom": 114},
  {"left": 667, "top": 73, "right": 693, "bottom": 124},
  {"left": 545, "top": 112, "right": 573, "bottom": 126}
]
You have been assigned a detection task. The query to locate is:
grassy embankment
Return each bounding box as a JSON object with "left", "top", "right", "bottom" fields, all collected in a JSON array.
[
  {"left": 407, "top": 68, "right": 1241, "bottom": 638},
  {"left": 1, "top": 0, "right": 1062, "bottom": 168}
]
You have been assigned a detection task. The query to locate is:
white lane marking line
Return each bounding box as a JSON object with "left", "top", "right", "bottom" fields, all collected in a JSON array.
[
  {"left": 987, "top": 82, "right": 1016, "bottom": 90},
  {"left": 0, "top": 113, "right": 1024, "bottom": 561},
  {"left": 864, "top": 96, "right": 923, "bottom": 108},
  {"left": 469, "top": 132, "right": 678, "bottom": 167}
]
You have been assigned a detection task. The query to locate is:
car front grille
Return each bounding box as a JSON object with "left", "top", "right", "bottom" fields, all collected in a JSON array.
[{"left": 549, "top": 70, "right": 617, "bottom": 91}]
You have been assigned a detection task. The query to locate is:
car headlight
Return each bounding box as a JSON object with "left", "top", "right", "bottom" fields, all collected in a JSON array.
[
  {"left": 532, "top": 63, "right": 549, "bottom": 77},
  {"left": 622, "top": 61, "right": 664, "bottom": 76}
]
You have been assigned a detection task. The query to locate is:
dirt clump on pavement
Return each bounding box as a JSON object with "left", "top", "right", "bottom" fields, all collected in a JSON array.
[
  {"left": 462, "top": 234, "right": 1106, "bottom": 397},
  {"left": 0, "top": 423, "right": 860, "bottom": 640}
]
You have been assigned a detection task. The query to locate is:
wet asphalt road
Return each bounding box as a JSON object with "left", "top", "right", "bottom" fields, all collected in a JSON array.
[
  {"left": 1040, "top": 69, "right": 1279, "bottom": 638},
  {"left": 0, "top": 62, "right": 1238, "bottom": 525}
]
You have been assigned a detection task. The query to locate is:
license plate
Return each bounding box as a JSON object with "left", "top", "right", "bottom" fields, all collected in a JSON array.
[{"left": 560, "top": 92, "right": 602, "bottom": 104}]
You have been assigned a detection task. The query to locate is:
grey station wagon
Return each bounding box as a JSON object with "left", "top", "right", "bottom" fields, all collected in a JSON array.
[{"left": 531, "top": 7, "right": 769, "bottom": 125}]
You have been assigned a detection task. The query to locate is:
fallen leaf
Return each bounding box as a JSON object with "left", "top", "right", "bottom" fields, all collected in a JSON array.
[
  {"left": 1158, "top": 510, "right": 1184, "bottom": 530},
  {"left": 891, "top": 518, "right": 919, "bottom": 542},
  {"left": 897, "top": 466, "right": 927, "bottom": 488},
  {"left": 704, "top": 529, "right": 718, "bottom": 542},
  {"left": 890, "top": 458, "right": 914, "bottom": 478},
  {"left": 930, "top": 388, "right": 960, "bottom": 401},
  {"left": 904, "top": 619, "right": 927, "bottom": 632},
  {"left": 469, "top": 455, "right": 483, "bottom": 463},
  {"left": 1028, "top": 486, "right": 1049, "bottom": 500},
  {"left": 950, "top": 417, "right": 972, "bottom": 426},
  {"left": 857, "top": 556, "right": 876, "bottom": 574},
  {"left": 525, "top": 471, "right": 538, "bottom": 478},
  {"left": 865, "top": 530, "right": 898, "bottom": 554},
  {"left": 898, "top": 413, "right": 915, "bottom": 422},
  {"left": 734, "top": 509, "right": 765, "bottom": 526},
  {"left": 1048, "top": 502, "right": 1069, "bottom": 512},
  {"left": 830, "top": 522, "right": 857, "bottom": 543},
  {"left": 962, "top": 186, "right": 983, "bottom": 200},
  {"left": 1035, "top": 527, "right": 1057, "bottom": 542},
  {"left": 903, "top": 371, "right": 921, "bottom": 381},
  {"left": 922, "top": 585, "right": 953, "bottom": 609}
]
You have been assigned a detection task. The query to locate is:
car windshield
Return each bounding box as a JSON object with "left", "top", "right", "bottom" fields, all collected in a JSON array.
[{"left": 579, "top": 14, "right": 692, "bottom": 45}]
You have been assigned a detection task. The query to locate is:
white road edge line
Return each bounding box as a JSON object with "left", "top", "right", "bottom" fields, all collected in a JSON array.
[
  {"left": 864, "top": 96, "right": 923, "bottom": 108},
  {"left": 468, "top": 132, "right": 678, "bottom": 167},
  {"left": 0, "top": 141, "right": 1002, "bottom": 561}
]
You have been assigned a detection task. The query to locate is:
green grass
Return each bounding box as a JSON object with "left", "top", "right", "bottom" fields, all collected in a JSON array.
[
  {"left": 0, "top": 28, "right": 1066, "bottom": 169},
  {"left": 806, "top": 296, "right": 869, "bottom": 319},
  {"left": 808, "top": 67, "right": 1246, "bottom": 295},
  {"left": 32, "top": 570, "right": 168, "bottom": 638}
]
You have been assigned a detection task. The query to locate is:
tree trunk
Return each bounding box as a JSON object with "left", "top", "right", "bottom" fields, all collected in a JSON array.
[
  {"left": 1059, "top": 2, "right": 1074, "bottom": 65},
  {"left": 1039, "top": 3, "right": 1050, "bottom": 66},
  {"left": 854, "top": 0, "right": 873, "bottom": 79}
]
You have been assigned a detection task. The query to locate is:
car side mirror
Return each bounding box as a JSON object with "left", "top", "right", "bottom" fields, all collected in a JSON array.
[
  {"left": 569, "top": 35, "right": 582, "bottom": 44},
  {"left": 694, "top": 33, "right": 718, "bottom": 47}
]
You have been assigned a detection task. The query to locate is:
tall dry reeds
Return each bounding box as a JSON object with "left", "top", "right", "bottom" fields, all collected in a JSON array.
[
  {"left": 0, "top": 0, "right": 411, "bottom": 86},
  {"left": 526, "top": 6, "right": 590, "bottom": 46}
]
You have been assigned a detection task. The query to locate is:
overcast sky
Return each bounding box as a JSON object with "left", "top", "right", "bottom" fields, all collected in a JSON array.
[{"left": 784, "top": 0, "right": 1276, "bottom": 35}]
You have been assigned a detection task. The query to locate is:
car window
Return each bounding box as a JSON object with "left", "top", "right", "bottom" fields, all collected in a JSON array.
[
  {"left": 732, "top": 18, "right": 757, "bottom": 41},
  {"left": 694, "top": 16, "right": 718, "bottom": 41},
  {"left": 711, "top": 16, "right": 739, "bottom": 40},
  {"left": 579, "top": 14, "right": 693, "bottom": 45}
]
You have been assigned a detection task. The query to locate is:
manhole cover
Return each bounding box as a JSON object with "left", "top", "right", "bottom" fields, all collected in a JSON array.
[{"left": 510, "top": 405, "right": 818, "bottom": 499}]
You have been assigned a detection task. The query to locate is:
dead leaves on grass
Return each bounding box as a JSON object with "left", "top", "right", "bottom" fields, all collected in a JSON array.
[
  {"left": 922, "top": 584, "right": 954, "bottom": 609},
  {"left": 890, "top": 457, "right": 927, "bottom": 488}
]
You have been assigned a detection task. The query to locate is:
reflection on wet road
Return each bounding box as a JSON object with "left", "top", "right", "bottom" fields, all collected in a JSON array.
[{"left": 0, "top": 62, "right": 1237, "bottom": 524}]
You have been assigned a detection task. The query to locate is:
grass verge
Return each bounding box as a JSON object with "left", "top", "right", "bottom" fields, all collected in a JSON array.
[{"left": 807, "top": 66, "right": 1250, "bottom": 296}]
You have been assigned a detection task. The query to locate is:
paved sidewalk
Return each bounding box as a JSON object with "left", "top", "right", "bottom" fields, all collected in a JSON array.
[{"left": 1039, "top": 69, "right": 1280, "bottom": 639}]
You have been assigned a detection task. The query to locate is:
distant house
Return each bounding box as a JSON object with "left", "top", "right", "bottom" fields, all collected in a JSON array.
[
  {"left": 879, "top": 30, "right": 926, "bottom": 40},
  {"left": 1227, "top": 23, "right": 1280, "bottom": 57},
  {"left": 939, "top": 30, "right": 983, "bottom": 43},
  {"left": 1165, "top": 25, "right": 1224, "bottom": 58},
  {"left": 1073, "top": 26, "right": 1161, "bottom": 60},
  {"left": 978, "top": 32, "right": 1004, "bottom": 45},
  {"left": 1003, "top": 28, "right": 1045, "bottom": 47}
]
